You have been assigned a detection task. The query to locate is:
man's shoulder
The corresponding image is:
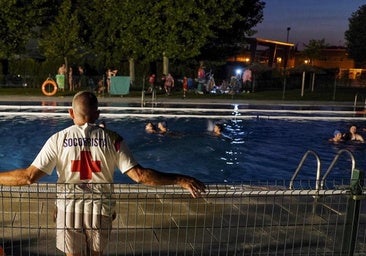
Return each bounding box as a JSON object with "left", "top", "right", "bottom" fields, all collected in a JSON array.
[{"left": 104, "top": 128, "right": 123, "bottom": 142}]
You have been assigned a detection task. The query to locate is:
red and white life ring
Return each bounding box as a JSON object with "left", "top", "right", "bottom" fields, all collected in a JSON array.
[{"left": 41, "top": 79, "right": 58, "bottom": 96}]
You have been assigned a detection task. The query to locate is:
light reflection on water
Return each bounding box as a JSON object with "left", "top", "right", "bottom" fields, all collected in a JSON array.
[{"left": 0, "top": 114, "right": 365, "bottom": 186}]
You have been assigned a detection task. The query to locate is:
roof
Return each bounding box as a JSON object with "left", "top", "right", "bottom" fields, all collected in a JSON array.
[{"left": 246, "top": 37, "right": 295, "bottom": 48}]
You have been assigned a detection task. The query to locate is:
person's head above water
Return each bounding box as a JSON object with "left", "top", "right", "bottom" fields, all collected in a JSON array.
[
  {"left": 158, "top": 121, "right": 168, "bottom": 133},
  {"left": 213, "top": 123, "right": 223, "bottom": 135},
  {"left": 334, "top": 130, "right": 341, "bottom": 137},
  {"left": 145, "top": 122, "right": 157, "bottom": 133},
  {"left": 69, "top": 91, "right": 100, "bottom": 125}
]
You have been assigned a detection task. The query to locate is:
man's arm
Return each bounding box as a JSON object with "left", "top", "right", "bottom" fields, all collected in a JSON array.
[
  {"left": 0, "top": 165, "right": 46, "bottom": 186},
  {"left": 125, "top": 164, "right": 206, "bottom": 198}
]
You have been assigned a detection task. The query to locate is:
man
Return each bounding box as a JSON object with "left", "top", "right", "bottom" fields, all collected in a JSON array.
[
  {"left": 163, "top": 73, "right": 174, "bottom": 95},
  {"left": 0, "top": 91, "right": 206, "bottom": 256},
  {"left": 329, "top": 130, "right": 343, "bottom": 143},
  {"left": 197, "top": 64, "right": 206, "bottom": 94}
]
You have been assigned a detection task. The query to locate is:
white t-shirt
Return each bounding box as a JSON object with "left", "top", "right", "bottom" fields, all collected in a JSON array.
[{"left": 32, "top": 123, "right": 138, "bottom": 216}]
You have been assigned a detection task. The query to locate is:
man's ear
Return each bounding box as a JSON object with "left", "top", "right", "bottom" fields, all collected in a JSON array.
[{"left": 68, "top": 109, "right": 74, "bottom": 119}]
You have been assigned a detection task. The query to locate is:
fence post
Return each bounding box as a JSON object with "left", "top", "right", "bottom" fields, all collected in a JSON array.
[{"left": 341, "top": 168, "right": 364, "bottom": 256}]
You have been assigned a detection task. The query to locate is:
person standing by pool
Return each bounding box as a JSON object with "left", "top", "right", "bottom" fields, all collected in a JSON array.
[
  {"left": 182, "top": 76, "right": 188, "bottom": 98},
  {"left": 0, "top": 91, "right": 206, "bottom": 256},
  {"left": 197, "top": 63, "right": 206, "bottom": 94},
  {"left": 343, "top": 124, "right": 364, "bottom": 142},
  {"left": 106, "top": 67, "right": 118, "bottom": 93},
  {"left": 147, "top": 74, "right": 156, "bottom": 93},
  {"left": 164, "top": 73, "right": 174, "bottom": 95}
]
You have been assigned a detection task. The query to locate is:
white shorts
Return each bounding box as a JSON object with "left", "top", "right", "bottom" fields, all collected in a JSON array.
[{"left": 56, "top": 209, "right": 113, "bottom": 254}]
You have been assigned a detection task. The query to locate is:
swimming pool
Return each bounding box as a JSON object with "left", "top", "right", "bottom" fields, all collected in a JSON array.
[{"left": 0, "top": 101, "right": 365, "bottom": 187}]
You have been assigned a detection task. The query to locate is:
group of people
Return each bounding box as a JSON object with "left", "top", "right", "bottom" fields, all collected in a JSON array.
[
  {"left": 96, "top": 67, "right": 118, "bottom": 94},
  {"left": 146, "top": 73, "right": 175, "bottom": 96},
  {"left": 145, "top": 121, "right": 168, "bottom": 134},
  {"left": 145, "top": 121, "right": 223, "bottom": 137},
  {"left": 58, "top": 64, "right": 88, "bottom": 92},
  {"left": 57, "top": 65, "right": 119, "bottom": 95},
  {"left": 329, "top": 124, "right": 364, "bottom": 143}
]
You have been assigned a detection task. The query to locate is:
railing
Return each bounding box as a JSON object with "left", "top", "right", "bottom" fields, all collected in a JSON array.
[
  {"left": 141, "top": 89, "right": 157, "bottom": 107},
  {"left": 289, "top": 150, "right": 321, "bottom": 190},
  {"left": 290, "top": 149, "right": 356, "bottom": 191},
  {"left": 1, "top": 182, "right": 365, "bottom": 256},
  {"left": 353, "top": 93, "right": 366, "bottom": 110},
  {"left": 321, "top": 149, "right": 356, "bottom": 189}
]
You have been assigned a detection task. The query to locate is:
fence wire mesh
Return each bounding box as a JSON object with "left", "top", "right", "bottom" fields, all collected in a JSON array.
[{"left": 0, "top": 182, "right": 365, "bottom": 256}]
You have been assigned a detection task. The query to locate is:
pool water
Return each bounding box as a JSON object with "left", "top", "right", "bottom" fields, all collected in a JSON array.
[{"left": 0, "top": 112, "right": 365, "bottom": 186}]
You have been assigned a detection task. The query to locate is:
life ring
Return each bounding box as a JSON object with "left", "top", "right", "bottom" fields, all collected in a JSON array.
[{"left": 41, "top": 79, "right": 58, "bottom": 96}]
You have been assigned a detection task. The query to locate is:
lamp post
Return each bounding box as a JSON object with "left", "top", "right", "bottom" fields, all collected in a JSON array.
[{"left": 282, "top": 27, "right": 291, "bottom": 100}]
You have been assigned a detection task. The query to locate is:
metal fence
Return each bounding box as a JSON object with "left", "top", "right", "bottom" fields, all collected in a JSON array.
[{"left": 1, "top": 182, "right": 365, "bottom": 256}]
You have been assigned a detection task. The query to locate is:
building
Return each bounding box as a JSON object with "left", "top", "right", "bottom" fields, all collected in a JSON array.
[
  {"left": 295, "top": 47, "right": 354, "bottom": 70},
  {"left": 228, "top": 37, "right": 295, "bottom": 69}
]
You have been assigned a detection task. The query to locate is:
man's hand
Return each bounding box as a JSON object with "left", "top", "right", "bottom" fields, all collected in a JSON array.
[{"left": 179, "top": 177, "right": 206, "bottom": 198}]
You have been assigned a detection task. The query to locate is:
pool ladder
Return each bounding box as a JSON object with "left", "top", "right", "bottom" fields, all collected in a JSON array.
[
  {"left": 353, "top": 93, "right": 366, "bottom": 110},
  {"left": 289, "top": 149, "right": 356, "bottom": 190},
  {"left": 141, "top": 89, "right": 157, "bottom": 107}
]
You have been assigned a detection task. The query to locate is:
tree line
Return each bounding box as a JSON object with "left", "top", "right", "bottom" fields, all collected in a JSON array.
[
  {"left": 0, "top": 0, "right": 265, "bottom": 86},
  {"left": 2, "top": 1, "right": 365, "bottom": 88}
]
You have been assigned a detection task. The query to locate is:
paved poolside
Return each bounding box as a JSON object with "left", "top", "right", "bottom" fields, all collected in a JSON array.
[{"left": 0, "top": 93, "right": 355, "bottom": 107}]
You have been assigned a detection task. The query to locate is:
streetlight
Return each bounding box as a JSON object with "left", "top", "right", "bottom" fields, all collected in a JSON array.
[
  {"left": 286, "top": 27, "right": 291, "bottom": 42},
  {"left": 283, "top": 27, "right": 291, "bottom": 100}
]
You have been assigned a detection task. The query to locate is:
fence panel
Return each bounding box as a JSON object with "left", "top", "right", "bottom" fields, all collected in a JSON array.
[{"left": 0, "top": 184, "right": 365, "bottom": 255}]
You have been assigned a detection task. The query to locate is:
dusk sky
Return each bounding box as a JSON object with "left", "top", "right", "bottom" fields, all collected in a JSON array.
[{"left": 254, "top": 0, "right": 366, "bottom": 49}]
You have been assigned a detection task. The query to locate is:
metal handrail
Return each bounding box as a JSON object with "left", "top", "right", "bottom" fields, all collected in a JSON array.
[
  {"left": 320, "top": 149, "right": 356, "bottom": 189},
  {"left": 354, "top": 93, "right": 358, "bottom": 109},
  {"left": 353, "top": 93, "right": 366, "bottom": 110},
  {"left": 141, "top": 89, "right": 157, "bottom": 107},
  {"left": 289, "top": 150, "right": 321, "bottom": 190}
]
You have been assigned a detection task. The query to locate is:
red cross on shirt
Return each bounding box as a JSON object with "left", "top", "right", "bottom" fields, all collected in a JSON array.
[{"left": 71, "top": 150, "right": 101, "bottom": 180}]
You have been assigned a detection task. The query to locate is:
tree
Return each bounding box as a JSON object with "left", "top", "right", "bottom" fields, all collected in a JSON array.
[
  {"left": 0, "top": 0, "right": 53, "bottom": 76},
  {"left": 302, "top": 39, "right": 328, "bottom": 65},
  {"left": 77, "top": 0, "right": 264, "bottom": 64},
  {"left": 39, "top": 0, "right": 82, "bottom": 85},
  {"left": 345, "top": 4, "right": 366, "bottom": 67},
  {"left": 199, "top": 0, "right": 265, "bottom": 60},
  {"left": 77, "top": 0, "right": 231, "bottom": 82},
  {"left": 34, "top": 0, "right": 264, "bottom": 85}
]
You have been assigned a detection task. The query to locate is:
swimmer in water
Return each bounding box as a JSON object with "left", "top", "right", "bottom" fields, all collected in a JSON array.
[
  {"left": 145, "top": 122, "right": 157, "bottom": 134},
  {"left": 343, "top": 125, "right": 364, "bottom": 142},
  {"left": 213, "top": 123, "right": 223, "bottom": 136},
  {"left": 157, "top": 121, "right": 168, "bottom": 134},
  {"left": 329, "top": 130, "right": 343, "bottom": 143}
]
